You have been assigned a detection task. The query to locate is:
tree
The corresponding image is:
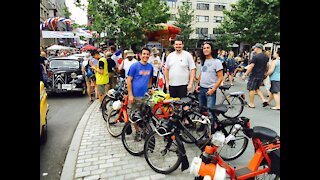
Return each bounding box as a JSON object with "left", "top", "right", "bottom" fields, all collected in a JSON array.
[
  {"left": 76, "top": 0, "right": 170, "bottom": 50},
  {"left": 173, "top": 0, "right": 195, "bottom": 50},
  {"left": 215, "top": 0, "right": 280, "bottom": 47},
  {"left": 62, "top": 6, "right": 72, "bottom": 18}
]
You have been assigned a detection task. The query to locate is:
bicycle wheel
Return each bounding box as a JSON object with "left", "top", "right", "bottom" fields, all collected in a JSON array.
[
  {"left": 220, "top": 96, "right": 244, "bottom": 118},
  {"left": 122, "top": 122, "right": 152, "bottom": 156},
  {"left": 180, "top": 113, "right": 209, "bottom": 144},
  {"left": 144, "top": 131, "right": 181, "bottom": 174},
  {"left": 218, "top": 124, "right": 249, "bottom": 161},
  {"left": 102, "top": 98, "right": 115, "bottom": 122},
  {"left": 106, "top": 109, "right": 126, "bottom": 137}
]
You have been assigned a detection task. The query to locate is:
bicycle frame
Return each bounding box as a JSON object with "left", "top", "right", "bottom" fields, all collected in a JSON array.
[
  {"left": 193, "top": 133, "right": 280, "bottom": 179},
  {"left": 114, "top": 95, "right": 129, "bottom": 123}
]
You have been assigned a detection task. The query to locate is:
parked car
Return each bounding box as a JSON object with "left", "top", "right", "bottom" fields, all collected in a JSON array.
[
  {"left": 46, "top": 56, "right": 86, "bottom": 95},
  {"left": 40, "top": 81, "right": 49, "bottom": 144}
]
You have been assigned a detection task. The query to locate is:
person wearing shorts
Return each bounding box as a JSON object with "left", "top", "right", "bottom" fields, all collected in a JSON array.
[
  {"left": 267, "top": 50, "right": 280, "bottom": 110},
  {"left": 90, "top": 50, "right": 109, "bottom": 109},
  {"left": 165, "top": 38, "right": 196, "bottom": 98},
  {"left": 241, "top": 43, "right": 269, "bottom": 108}
]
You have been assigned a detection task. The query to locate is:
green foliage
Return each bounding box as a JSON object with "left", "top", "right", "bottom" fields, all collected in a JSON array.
[
  {"left": 80, "top": 0, "right": 170, "bottom": 50},
  {"left": 63, "top": 6, "right": 72, "bottom": 18},
  {"left": 173, "top": 0, "right": 194, "bottom": 50},
  {"left": 215, "top": 0, "right": 280, "bottom": 48}
]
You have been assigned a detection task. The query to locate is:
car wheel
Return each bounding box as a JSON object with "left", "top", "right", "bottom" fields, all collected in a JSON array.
[{"left": 40, "top": 116, "right": 47, "bottom": 144}]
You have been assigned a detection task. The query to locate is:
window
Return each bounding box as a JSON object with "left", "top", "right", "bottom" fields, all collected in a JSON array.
[
  {"left": 196, "top": 15, "right": 209, "bottom": 22},
  {"left": 167, "top": 0, "right": 177, "bottom": 8},
  {"left": 170, "top": 14, "right": 176, "bottom": 21},
  {"left": 182, "top": 1, "right": 191, "bottom": 6},
  {"left": 196, "top": 28, "right": 208, "bottom": 35},
  {"left": 197, "top": 3, "right": 209, "bottom": 10},
  {"left": 214, "top": 5, "right": 226, "bottom": 11},
  {"left": 213, "top": 16, "right": 224, "bottom": 23}
]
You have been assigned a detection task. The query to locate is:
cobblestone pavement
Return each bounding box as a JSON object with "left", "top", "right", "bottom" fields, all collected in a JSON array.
[
  {"left": 72, "top": 101, "right": 202, "bottom": 180},
  {"left": 61, "top": 77, "right": 280, "bottom": 180}
]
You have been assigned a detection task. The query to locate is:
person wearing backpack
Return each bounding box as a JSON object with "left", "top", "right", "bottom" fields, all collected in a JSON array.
[{"left": 82, "top": 53, "right": 95, "bottom": 102}]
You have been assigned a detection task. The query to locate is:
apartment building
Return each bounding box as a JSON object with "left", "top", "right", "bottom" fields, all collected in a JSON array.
[{"left": 166, "top": 0, "right": 237, "bottom": 41}]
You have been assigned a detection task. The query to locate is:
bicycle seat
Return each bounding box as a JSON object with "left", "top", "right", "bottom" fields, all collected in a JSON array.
[
  {"left": 208, "top": 104, "right": 228, "bottom": 114},
  {"left": 252, "top": 126, "right": 278, "bottom": 143},
  {"left": 187, "top": 94, "right": 197, "bottom": 101},
  {"left": 219, "top": 85, "right": 231, "bottom": 90}
]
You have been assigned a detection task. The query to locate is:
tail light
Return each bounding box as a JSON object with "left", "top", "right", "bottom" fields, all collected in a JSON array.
[
  {"left": 48, "top": 71, "right": 52, "bottom": 78},
  {"left": 246, "top": 121, "right": 250, "bottom": 128}
]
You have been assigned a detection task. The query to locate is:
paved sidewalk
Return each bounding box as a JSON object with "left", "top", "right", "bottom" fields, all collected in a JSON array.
[{"left": 60, "top": 77, "right": 280, "bottom": 180}]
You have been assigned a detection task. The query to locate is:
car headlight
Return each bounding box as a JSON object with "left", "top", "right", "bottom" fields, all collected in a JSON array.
[{"left": 71, "top": 73, "right": 77, "bottom": 79}]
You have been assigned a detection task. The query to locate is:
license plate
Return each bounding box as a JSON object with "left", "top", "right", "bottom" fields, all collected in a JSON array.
[{"left": 62, "top": 84, "right": 72, "bottom": 90}]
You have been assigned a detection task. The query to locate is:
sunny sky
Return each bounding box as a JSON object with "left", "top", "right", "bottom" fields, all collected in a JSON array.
[{"left": 65, "top": 0, "right": 88, "bottom": 25}]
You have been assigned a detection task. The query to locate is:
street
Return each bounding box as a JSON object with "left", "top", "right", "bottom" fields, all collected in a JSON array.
[{"left": 40, "top": 93, "right": 90, "bottom": 180}]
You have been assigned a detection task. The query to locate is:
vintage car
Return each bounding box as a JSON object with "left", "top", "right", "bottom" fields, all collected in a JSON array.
[
  {"left": 40, "top": 81, "right": 49, "bottom": 144},
  {"left": 46, "top": 56, "right": 86, "bottom": 95}
]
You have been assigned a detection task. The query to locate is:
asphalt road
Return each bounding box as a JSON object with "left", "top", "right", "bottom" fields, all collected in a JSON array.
[{"left": 40, "top": 92, "right": 91, "bottom": 180}]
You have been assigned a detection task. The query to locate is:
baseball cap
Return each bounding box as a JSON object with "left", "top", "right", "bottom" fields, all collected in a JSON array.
[
  {"left": 253, "top": 43, "right": 264, "bottom": 49},
  {"left": 105, "top": 52, "right": 113, "bottom": 57},
  {"left": 126, "top": 50, "right": 135, "bottom": 57}
]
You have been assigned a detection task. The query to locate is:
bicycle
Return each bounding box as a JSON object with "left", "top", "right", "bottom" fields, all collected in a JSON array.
[
  {"left": 143, "top": 101, "right": 251, "bottom": 174},
  {"left": 218, "top": 84, "right": 247, "bottom": 118},
  {"left": 101, "top": 75, "right": 127, "bottom": 122},
  {"left": 190, "top": 126, "right": 280, "bottom": 180}
]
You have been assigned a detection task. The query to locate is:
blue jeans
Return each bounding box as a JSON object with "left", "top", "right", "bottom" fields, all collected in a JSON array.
[{"left": 199, "top": 87, "right": 217, "bottom": 124}]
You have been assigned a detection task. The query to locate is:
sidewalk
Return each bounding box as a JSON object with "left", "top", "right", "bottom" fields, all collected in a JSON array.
[{"left": 60, "top": 77, "right": 280, "bottom": 180}]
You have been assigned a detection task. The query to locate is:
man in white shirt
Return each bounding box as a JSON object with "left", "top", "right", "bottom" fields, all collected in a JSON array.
[
  {"left": 118, "top": 49, "right": 137, "bottom": 78},
  {"left": 148, "top": 47, "right": 161, "bottom": 87},
  {"left": 165, "top": 38, "right": 196, "bottom": 98}
]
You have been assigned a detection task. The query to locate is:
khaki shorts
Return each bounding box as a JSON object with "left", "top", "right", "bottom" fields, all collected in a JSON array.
[{"left": 97, "top": 84, "right": 106, "bottom": 95}]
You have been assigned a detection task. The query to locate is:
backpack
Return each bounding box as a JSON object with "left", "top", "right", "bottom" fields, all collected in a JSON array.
[{"left": 85, "top": 62, "right": 94, "bottom": 78}]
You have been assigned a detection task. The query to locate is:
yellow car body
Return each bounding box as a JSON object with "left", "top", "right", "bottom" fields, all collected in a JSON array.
[{"left": 40, "top": 81, "right": 49, "bottom": 144}]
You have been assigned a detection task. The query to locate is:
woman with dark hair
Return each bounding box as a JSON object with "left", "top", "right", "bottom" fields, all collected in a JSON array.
[
  {"left": 266, "top": 50, "right": 280, "bottom": 110},
  {"left": 195, "top": 42, "right": 224, "bottom": 129}
]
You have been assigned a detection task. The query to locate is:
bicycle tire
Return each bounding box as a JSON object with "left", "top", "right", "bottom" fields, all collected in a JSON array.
[
  {"left": 180, "top": 113, "right": 209, "bottom": 144},
  {"left": 218, "top": 124, "right": 249, "bottom": 161},
  {"left": 144, "top": 131, "right": 182, "bottom": 174},
  {"left": 220, "top": 96, "right": 245, "bottom": 118},
  {"left": 102, "top": 97, "right": 113, "bottom": 122},
  {"left": 106, "top": 108, "right": 125, "bottom": 137},
  {"left": 122, "top": 122, "right": 152, "bottom": 156}
]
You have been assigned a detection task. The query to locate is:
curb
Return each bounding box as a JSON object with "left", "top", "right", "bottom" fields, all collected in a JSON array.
[{"left": 60, "top": 100, "right": 100, "bottom": 180}]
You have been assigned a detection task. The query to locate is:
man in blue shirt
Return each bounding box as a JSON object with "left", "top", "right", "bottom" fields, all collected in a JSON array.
[
  {"left": 127, "top": 47, "right": 153, "bottom": 105},
  {"left": 127, "top": 47, "right": 153, "bottom": 141}
]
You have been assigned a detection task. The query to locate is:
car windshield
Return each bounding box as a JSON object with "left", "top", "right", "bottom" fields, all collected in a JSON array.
[{"left": 50, "top": 60, "right": 79, "bottom": 69}]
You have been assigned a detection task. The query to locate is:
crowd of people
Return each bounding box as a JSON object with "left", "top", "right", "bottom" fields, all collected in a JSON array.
[{"left": 40, "top": 39, "right": 280, "bottom": 112}]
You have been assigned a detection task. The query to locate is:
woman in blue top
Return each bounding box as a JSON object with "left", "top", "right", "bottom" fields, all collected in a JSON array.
[{"left": 266, "top": 50, "right": 280, "bottom": 110}]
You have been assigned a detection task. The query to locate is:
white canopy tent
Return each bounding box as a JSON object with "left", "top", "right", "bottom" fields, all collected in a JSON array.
[{"left": 47, "top": 45, "right": 76, "bottom": 50}]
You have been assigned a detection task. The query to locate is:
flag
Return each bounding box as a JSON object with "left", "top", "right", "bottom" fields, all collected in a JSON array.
[
  {"left": 111, "top": 50, "right": 123, "bottom": 65},
  {"left": 158, "top": 52, "right": 166, "bottom": 90}
]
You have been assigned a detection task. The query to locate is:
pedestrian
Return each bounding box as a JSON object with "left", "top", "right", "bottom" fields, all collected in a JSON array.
[
  {"left": 104, "top": 50, "right": 116, "bottom": 90},
  {"left": 90, "top": 50, "right": 109, "bottom": 109},
  {"left": 241, "top": 43, "right": 269, "bottom": 108},
  {"left": 164, "top": 38, "right": 196, "bottom": 98},
  {"left": 195, "top": 42, "right": 223, "bottom": 130},
  {"left": 266, "top": 50, "right": 280, "bottom": 110},
  {"left": 40, "top": 51, "right": 48, "bottom": 87},
  {"left": 148, "top": 47, "right": 161, "bottom": 88},
  {"left": 225, "top": 50, "right": 237, "bottom": 86},
  {"left": 90, "top": 50, "right": 99, "bottom": 99},
  {"left": 263, "top": 50, "right": 272, "bottom": 98},
  {"left": 118, "top": 49, "right": 137, "bottom": 78},
  {"left": 82, "top": 52, "right": 94, "bottom": 102},
  {"left": 218, "top": 50, "right": 227, "bottom": 85}
]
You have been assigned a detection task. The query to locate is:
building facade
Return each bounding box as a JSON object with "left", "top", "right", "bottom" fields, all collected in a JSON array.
[
  {"left": 165, "top": 0, "right": 238, "bottom": 48},
  {"left": 40, "top": 0, "right": 67, "bottom": 47}
]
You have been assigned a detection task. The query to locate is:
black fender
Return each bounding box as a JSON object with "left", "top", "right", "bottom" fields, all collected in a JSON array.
[{"left": 175, "top": 134, "right": 189, "bottom": 171}]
